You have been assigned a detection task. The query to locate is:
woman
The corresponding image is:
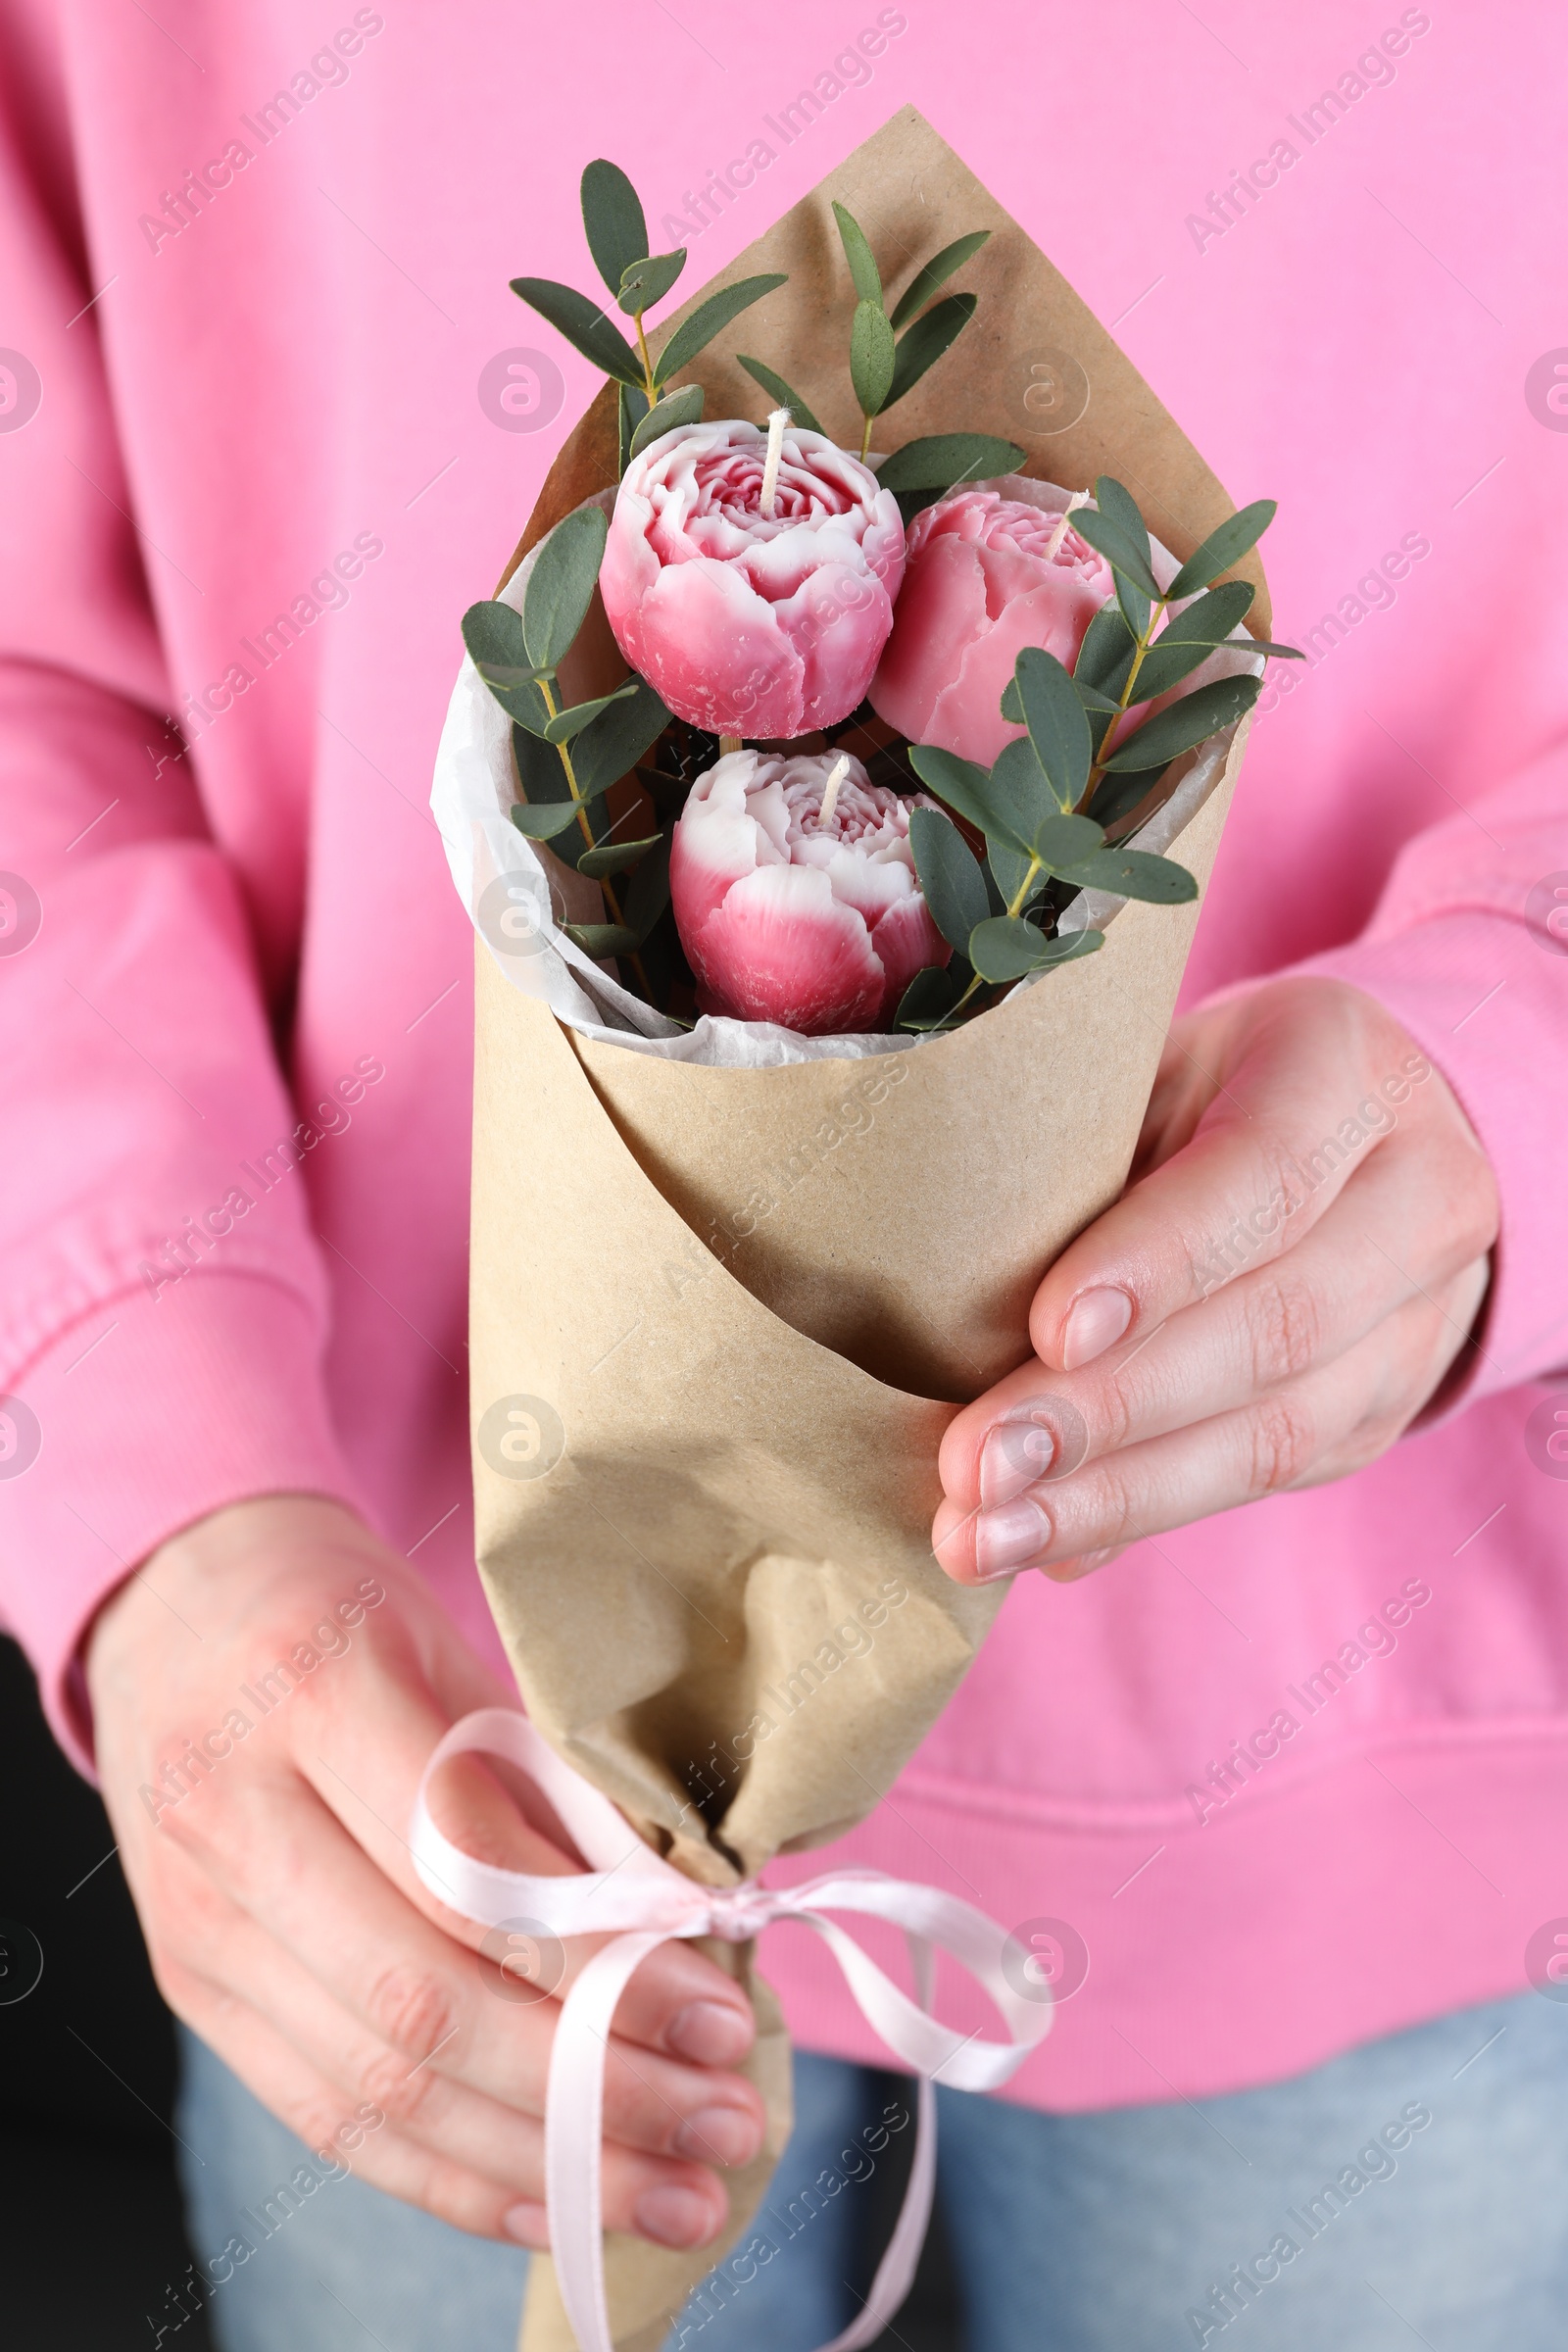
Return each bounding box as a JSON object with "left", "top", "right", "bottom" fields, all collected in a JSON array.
[{"left": 3, "top": 3, "right": 1565, "bottom": 2346}]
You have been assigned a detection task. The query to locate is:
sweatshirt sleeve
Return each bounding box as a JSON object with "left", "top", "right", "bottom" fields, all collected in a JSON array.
[
  {"left": 1266, "top": 733, "right": 1568, "bottom": 1407},
  {"left": 0, "top": 40, "right": 363, "bottom": 1772}
]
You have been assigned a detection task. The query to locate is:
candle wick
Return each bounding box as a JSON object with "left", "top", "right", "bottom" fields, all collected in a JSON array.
[
  {"left": 760, "top": 407, "right": 790, "bottom": 520},
  {"left": 1045, "top": 487, "right": 1092, "bottom": 564},
  {"left": 817, "top": 753, "right": 851, "bottom": 829}
]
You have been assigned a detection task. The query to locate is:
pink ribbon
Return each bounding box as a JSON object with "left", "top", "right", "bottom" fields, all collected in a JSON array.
[{"left": 411, "top": 1708, "right": 1053, "bottom": 2352}]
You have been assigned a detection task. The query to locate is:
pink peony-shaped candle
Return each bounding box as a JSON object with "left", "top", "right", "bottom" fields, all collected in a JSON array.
[
  {"left": 669, "top": 749, "right": 949, "bottom": 1036},
  {"left": 600, "top": 416, "right": 906, "bottom": 740},
  {"left": 868, "top": 490, "right": 1115, "bottom": 766}
]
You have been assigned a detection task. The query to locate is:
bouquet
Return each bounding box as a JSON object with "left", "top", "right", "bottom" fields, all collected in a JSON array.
[{"left": 430, "top": 105, "right": 1298, "bottom": 2352}]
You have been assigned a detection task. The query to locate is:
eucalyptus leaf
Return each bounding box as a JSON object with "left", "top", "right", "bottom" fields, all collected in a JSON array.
[
  {"left": 896, "top": 963, "right": 965, "bottom": 1031},
  {"left": 509, "top": 276, "right": 644, "bottom": 387},
  {"left": 1070, "top": 505, "right": 1161, "bottom": 603},
  {"left": 851, "top": 298, "right": 897, "bottom": 418},
  {"left": 1072, "top": 678, "right": 1125, "bottom": 713},
  {"left": 580, "top": 160, "right": 649, "bottom": 298},
  {"left": 882, "top": 293, "right": 975, "bottom": 412},
  {"left": 509, "top": 799, "right": 592, "bottom": 841},
  {"left": 618, "top": 381, "right": 651, "bottom": 473},
  {"left": 1127, "top": 636, "right": 1222, "bottom": 701},
  {"left": 577, "top": 832, "right": 661, "bottom": 880},
  {"left": 1165, "top": 500, "right": 1277, "bottom": 602},
  {"left": 490, "top": 672, "right": 555, "bottom": 734},
  {"left": 989, "top": 838, "right": 1048, "bottom": 913},
  {"left": 1116, "top": 567, "right": 1152, "bottom": 640},
  {"left": 628, "top": 383, "right": 704, "bottom": 459},
  {"left": 1100, "top": 673, "right": 1261, "bottom": 772},
  {"left": 618, "top": 250, "right": 685, "bottom": 316},
  {"left": 908, "top": 807, "right": 989, "bottom": 953},
  {"left": 1159, "top": 580, "right": 1255, "bottom": 645},
  {"left": 734, "top": 357, "right": 823, "bottom": 432},
  {"left": 1074, "top": 603, "right": 1139, "bottom": 700},
  {"left": 522, "top": 503, "right": 609, "bottom": 671},
  {"left": 623, "top": 829, "right": 672, "bottom": 938},
  {"left": 571, "top": 678, "right": 672, "bottom": 798},
  {"left": 887, "top": 231, "right": 990, "bottom": 330},
  {"left": 1093, "top": 476, "right": 1151, "bottom": 572},
  {"left": 1014, "top": 647, "right": 1093, "bottom": 812},
  {"left": 1029, "top": 926, "right": 1104, "bottom": 970},
  {"left": 564, "top": 921, "right": 640, "bottom": 958},
  {"left": 1034, "top": 812, "right": 1104, "bottom": 870},
  {"left": 654, "top": 273, "right": 787, "bottom": 384},
  {"left": 968, "top": 915, "right": 1059, "bottom": 983},
  {"left": 462, "top": 601, "right": 534, "bottom": 693},
  {"left": 513, "top": 721, "right": 579, "bottom": 806},
  {"left": 875, "top": 433, "right": 1025, "bottom": 492},
  {"left": 1059, "top": 847, "right": 1198, "bottom": 904},
  {"left": 906, "top": 744, "right": 1004, "bottom": 840},
  {"left": 983, "top": 736, "right": 1054, "bottom": 853},
  {"left": 1085, "top": 765, "right": 1164, "bottom": 830},
  {"left": 542, "top": 681, "right": 639, "bottom": 743},
  {"left": 1251, "top": 640, "right": 1305, "bottom": 659},
  {"left": 831, "top": 201, "right": 882, "bottom": 305}
]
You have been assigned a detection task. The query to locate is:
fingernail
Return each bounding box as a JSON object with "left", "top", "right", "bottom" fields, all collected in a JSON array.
[
  {"left": 634, "top": 2183, "right": 723, "bottom": 2249},
  {"left": 666, "top": 1998, "right": 754, "bottom": 2065},
  {"left": 503, "top": 2200, "right": 548, "bottom": 2248},
  {"left": 980, "top": 1414, "right": 1056, "bottom": 1509},
  {"left": 974, "top": 1496, "right": 1051, "bottom": 1581},
  {"left": 1061, "top": 1287, "right": 1133, "bottom": 1369},
  {"left": 673, "top": 2105, "right": 762, "bottom": 2167}
]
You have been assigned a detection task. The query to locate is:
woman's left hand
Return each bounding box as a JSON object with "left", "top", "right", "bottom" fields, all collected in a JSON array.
[{"left": 933, "top": 977, "right": 1499, "bottom": 1586}]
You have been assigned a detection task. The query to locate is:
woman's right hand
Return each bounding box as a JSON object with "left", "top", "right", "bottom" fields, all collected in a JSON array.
[{"left": 86, "top": 1494, "right": 764, "bottom": 2252}]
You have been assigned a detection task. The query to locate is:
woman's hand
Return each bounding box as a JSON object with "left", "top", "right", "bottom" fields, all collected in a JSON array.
[
  {"left": 934, "top": 977, "right": 1499, "bottom": 1584},
  {"left": 87, "top": 1495, "right": 764, "bottom": 2252}
]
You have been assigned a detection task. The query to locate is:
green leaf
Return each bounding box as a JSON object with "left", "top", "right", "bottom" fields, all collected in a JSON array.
[
  {"left": 462, "top": 601, "right": 540, "bottom": 695},
  {"left": 1128, "top": 638, "right": 1223, "bottom": 702},
  {"left": 1070, "top": 505, "right": 1161, "bottom": 603},
  {"left": 1035, "top": 812, "right": 1104, "bottom": 870},
  {"left": 968, "top": 915, "right": 1061, "bottom": 983},
  {"left": 1030, "top": 926, "right": 1104, "bottom": 970},
  {"left": 623, "top": 829, "right": 671, "bottom": 939},
  {"left": 1251, "top": 640, "right": 1305, "bottom": 660},
  {"left": 908, "top": 807, "right": 989, "bottom": 953},
  {"left": 1013, "top": 647, "right": 1093, "bottom": 812},
  {"left": 542, "top": 682, "right": 639, "bottom": 743},
  {"left": 577, "top": 831, "right": 661, "bottom": 879},
  {"left": 1101, "top": 673, "right": 1261, "bottom": 772},
  {"left": 906, "top": 744, "right": 1004, "bottom": 840},
  {"left": 653, "top": 273, "right": 787, "bottom": 384},
  {"left": 875, "top": 433, "right": 1025, "bottom": 492},
  {"left": 1072, "top": 678, "right": 1125, "bottom": 713},
  {"left": 510, "top": 798, "right": 591, "bottom": 842},
  {"left": 831, "top": 201, "right": 882, "bottom": 305},
  {"left": 896, "top": 963, "right": 965, "bottom": 1031},
  {"left": 1059, "top": 847, "right": 1199, "bottom": 905},
  {"left": 1074, "top": 603, "right": 1138, "bottom": 702},
  {"left": 850, "top": 297, "right": 897, "bottom": 418},
  {"left": 618, "top": 381, "right": 651, "bottom": 474},
  {"left": 628, "top": 383, "right": 704, "bottom": 459},
  {"left": 571, "top": 678, "right": 672, "bottom": 798},
  {"left": 617, "top": 250, "right": 685, "bottom": 317},
  {"left": 983, "top": 737, "right": 1054, "bottom": 854},
  {"left": 1165, "top": 500, "right": 1277, "bottom": 603},
  {"left": 1093, "top": 477, "right": 1152, "bottom": 574},
  {"left": 564, "top": 921, "right": 640, "bottom": 958},
  {"left": 1159, "top": 580, "right": 1255, "bottom": 645},
  {"left": 1085, "top": 765, "right": 1164, "bottom": 830},
  {"left": 580, "top": 160, "right": 649, "bottom": 298},
  {"left": 887, "top": 231, "right": 990, "bottom": 330},
  {"left": 509, "top": 276, "right": 644, "bottom": 388},
  {"left": 881, "top": 293, "right": 976, "bottom": 413},
  {"left": 522, "top": 504, "right": 610, "bottom": 672},
  {"left": 734, "top": 356, "right": 823, "bottom": 434},
  {"left": 1116, "top": 568, "right": 1152, "bottom": 640},
  {"left": 988, "top": 838, "right": 1048, "bottom": 913}
]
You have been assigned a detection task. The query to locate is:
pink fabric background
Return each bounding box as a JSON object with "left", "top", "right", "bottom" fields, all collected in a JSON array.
[{"left": 1, "top": 0, "right": 1565, "bottom": 2108}]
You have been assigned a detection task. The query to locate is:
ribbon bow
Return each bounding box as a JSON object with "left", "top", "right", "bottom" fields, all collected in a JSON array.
[{"left": 412, "top": 1709, "right": 1052, "bottom": 2352}]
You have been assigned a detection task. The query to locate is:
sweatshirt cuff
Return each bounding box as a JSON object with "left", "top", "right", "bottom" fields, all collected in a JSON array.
[
  {"left": 1267, "top": 906, "right": 1568, "bottom": 1409},
  {"left": 0, "top": 1270, "right": 366, "bottom": 1775}
]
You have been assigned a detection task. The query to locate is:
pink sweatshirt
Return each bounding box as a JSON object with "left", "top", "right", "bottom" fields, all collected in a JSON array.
[{"left": 3, "top": 0, "right": 1566, "bottom": 2112}]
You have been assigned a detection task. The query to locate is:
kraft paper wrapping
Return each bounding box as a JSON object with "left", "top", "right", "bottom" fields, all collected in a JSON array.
[{"left": 453, "top": 105, "right": 1267, "bottom": 2352}]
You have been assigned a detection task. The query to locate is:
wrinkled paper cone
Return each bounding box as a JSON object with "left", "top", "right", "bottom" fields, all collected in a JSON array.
[{"left": 468, "top": 105, "right": 1267, "bottom": 2352}]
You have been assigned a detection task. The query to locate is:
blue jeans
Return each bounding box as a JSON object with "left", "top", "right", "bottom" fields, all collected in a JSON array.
[{"left": 175, "top": 1989, "right": 1568, "bottom": 2350}]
